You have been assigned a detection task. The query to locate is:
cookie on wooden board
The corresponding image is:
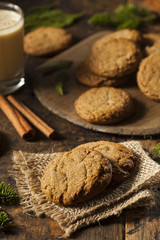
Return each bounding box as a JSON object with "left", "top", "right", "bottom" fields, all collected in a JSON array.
[
  {"left": 74, "top": 87, "right": 134, "bottom": 124},
  {"left": 75, "top": 141, "right": 137, "bottom": 185},
  {"left": 92, "top": 29, "right": 143, "bottom": 55},
  {"left": 41, "top": 147, "right": 112, "bottom": 206},
  {"left": 76, "top": 58, "right": 130, "bottom": 87},
  {"left": 137, "top": 53, "right": 160, "bottom": 102},
  {"left": 24, "top": 27, "right": 73, "bottom": 56},
  {"left": 89, "top": 39, "right": 142, "bottom": 78}
]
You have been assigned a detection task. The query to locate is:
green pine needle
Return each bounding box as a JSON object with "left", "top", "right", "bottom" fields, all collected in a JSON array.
[
  {"left": 25, "top": 5, "right": 84, "bottom": 33},
  {"left": 55, "top": 71, "right": 69, "bottom": 95},
  {"left": 89, "top": 3, "right": 156, "bottom": 30},
  {"left": 89, "top": 12, "right": 115, "bottom": 28},
  {"left": 0, "top": 207, "right": 12, "bottom": 230},
  {"left": 153, "top": 143, "right": 160, "bottom": 157},
  {"left": 0, "top": 182, "right": 18, "bottom": 204}
]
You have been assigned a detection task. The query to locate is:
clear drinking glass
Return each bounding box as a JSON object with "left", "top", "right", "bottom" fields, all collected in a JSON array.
[{"left": 0, "top": 2, "right": 25, "bottom": 95}]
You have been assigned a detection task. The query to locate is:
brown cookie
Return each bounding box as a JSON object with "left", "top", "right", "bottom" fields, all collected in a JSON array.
[
  {"left": 24, "top": 27, "right": 73, "bottom": 56},
  {"left": 89, "top": 39, "right": 142, "bottom": 78},
  {"left": 74, "top": 87, "right": 134, "bottom": 124},
  {"left": 75, "top": 141, "right": 137, "bottom": 185},
  {"left": 137, "top": 53, "right": 160, "bottom": 102},
  {"left": 76, "top": 58, "right": 130, "bottom": 87},
  {"left": 41, "top": 147, "right": 112, "bottom": 206},
  {"left": 92, "top": 29, "right": 143, "bottom": 55}
]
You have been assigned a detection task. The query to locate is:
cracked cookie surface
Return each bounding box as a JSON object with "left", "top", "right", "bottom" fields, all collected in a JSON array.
[
  {"left": 89, "top": 39, "right": 142, "bottom": 78},
  {"left": 75, "top": 141, "right": 137, "bottom": 185},
  {"left": 74, "top": 87, "right": 134, "bottom": 124},
  {"left": 92, "top": 29, "right": 143, "bottom": 55},
  {"left": 137, "top": 53, "right": 160, "bottom": 102},
  {"left": 41, "top": 147, "right": 112, "bottom": 206}
]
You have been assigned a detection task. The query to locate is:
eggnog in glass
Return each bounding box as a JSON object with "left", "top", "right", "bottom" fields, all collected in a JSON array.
[{"left": 0, "top": 2, "right": 25, "bottom": 94}]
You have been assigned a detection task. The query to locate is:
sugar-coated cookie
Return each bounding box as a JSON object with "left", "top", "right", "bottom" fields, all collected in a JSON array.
[
  {"left": 137, "top": 53, "right": 160, "bottom": 102},
  {"left": 74, "top": 87, "right": 134, "bottom": 124},
  {"left": 41, "top": 147, "right": 112, "bottom": 205},
  {"left": 89, "top": 39, "right": 142, "bottom": 78}
]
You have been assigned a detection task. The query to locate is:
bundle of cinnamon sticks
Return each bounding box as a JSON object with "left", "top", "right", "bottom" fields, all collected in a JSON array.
[{"left": 0, "top": 94, "right": 55, "bottom": 141}]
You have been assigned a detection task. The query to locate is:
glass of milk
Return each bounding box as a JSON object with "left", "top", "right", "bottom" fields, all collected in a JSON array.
[{"left": 0, "top": 2, "right": 25, "bottom": 95}]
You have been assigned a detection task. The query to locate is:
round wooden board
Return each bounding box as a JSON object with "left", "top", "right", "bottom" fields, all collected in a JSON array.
[{"left": 32, "top": 31, "right": 160, "bottom": 136}]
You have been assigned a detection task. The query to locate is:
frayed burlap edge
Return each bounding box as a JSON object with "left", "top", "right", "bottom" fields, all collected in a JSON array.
[{"left": 11, "top": 141, "right": 160, "bottom": 237}]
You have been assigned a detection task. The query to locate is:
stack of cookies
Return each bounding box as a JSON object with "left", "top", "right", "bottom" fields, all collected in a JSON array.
[
  {"left": 76, "top": 29, "right": 143, "bottom": 87},
  {"left": 75, "top": 29, "right": 144, "bottom": 124},
  {"left": 41, "top": 141, "right": 137, "bottom": 206}
]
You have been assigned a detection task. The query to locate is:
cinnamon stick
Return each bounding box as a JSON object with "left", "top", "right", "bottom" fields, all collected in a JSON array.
[
  {"left": 7, "top": 95, "right": 55, "bottom": 140},
  {"left": 0, "top": 94, "right": 35, "bottom": 140}
]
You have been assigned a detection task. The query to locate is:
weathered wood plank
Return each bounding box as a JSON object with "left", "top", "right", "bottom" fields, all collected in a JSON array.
[{"left": 125, "top": 204, "right": 160, "bottom": 240}]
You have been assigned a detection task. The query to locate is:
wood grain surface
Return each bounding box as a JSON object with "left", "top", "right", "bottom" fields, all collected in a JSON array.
[
  {"left": 0, "top": 0, "right": 160, "bottom": 240},
  {"left": 33, "top": 31, "right": 160, "bottom": 136}
]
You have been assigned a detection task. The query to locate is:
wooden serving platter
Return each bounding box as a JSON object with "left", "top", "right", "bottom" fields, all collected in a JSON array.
[{"left": 32, "top": 31, "right": 160, "bottom": 136}]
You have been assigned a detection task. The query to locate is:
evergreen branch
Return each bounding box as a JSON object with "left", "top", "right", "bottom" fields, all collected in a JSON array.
[
  {"left": 0, "top": 182, "right": 18, "bottom": 204},
  {"left": 0, "top": 207, "right": 12, "bottom": 230},
  {"left": 25, "top": 6, "right": 84, "bottom": 33},
  {"left": 43, "top": 60, "right": 73, "bottom": 76},
  {"left": 153, "top": 143, "right": 160, "bottom": 157},
  {"left": 55, "top": 71, "right": 69, "bottom": 95},
  {"left": 89, "top": 3, "right": 156, "bottom": 30}
]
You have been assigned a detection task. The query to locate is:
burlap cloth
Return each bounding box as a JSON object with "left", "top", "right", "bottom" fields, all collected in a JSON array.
[{"left": 12, "top": 141, "right": 160, "bottom": 237}]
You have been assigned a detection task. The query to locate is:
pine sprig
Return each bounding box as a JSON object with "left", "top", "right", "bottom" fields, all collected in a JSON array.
[
  {"left": 0, "top": 207, "right": 12, "bottom": 230},
  {"left": 0, "top": 182, "right": 18, "bottom": 204},
  {"left": 55, "top": 71, "right": 69, "bottom": 95},
  {"left": 153, "top": 143, "right": 160, "bottom": 157},
  {"left": 89, "top": 3, "right": 156, "bottom": 30},
  {"left": 25, "top": 5, "right": 84, "bottom": 33},
  {"left": 43, "top": 60, "right": 73, "bottom": 76}
]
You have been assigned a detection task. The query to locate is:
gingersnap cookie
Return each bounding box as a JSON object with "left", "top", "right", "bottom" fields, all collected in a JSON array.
[
  {"left": 76, "top": 58, "right": 130, "bottom": 87},
  {"left": 24, "top": 27, "right": 73, "bottom": 56},
  {"left": 92, "top": 29, "right": 143, "bottom": 55},
  {"left": 41, "top": 147, "right": 112, "bottom": 206},
  {"left": 137, "top": 53, "right": 160, "bottom": 102},
  {"left": 75, "top": 141, "right": 137, "bottom": 185},
  {"left": 89, "top": 39, "right": 142, "bottom": 78},
  {"left": 74, "top": 87, "right": 134, "bottom": 124}
]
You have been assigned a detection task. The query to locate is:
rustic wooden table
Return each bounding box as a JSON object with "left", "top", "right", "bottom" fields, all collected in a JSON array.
[{"left": 0, "top": 0, "right": 160, "bottom": 239}]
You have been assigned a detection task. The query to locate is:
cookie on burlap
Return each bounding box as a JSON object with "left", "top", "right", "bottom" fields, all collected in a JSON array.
[
  {"left": 75, "top": 141, "right": 137, "bottom": 185},
  {"left": 24, "top": 27, "right": 73, "bottom": 56},
  {"left": 92, "top": 29, "right": 143, "bottom": 55},
  {"left": 89, "top": 39, "right": 142, "bottom": 78},
  {"left": 41, "top": 147, "right": 112, "bottom": 206},
  {"left": 76, "top": 58, "right": 130, "bottom": 87},
  {"left": 137, "top": 52, "right": 160, "bottom": 102},
  {"left": 74, "top": 87, "right": 134, "bottom": 124}
]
